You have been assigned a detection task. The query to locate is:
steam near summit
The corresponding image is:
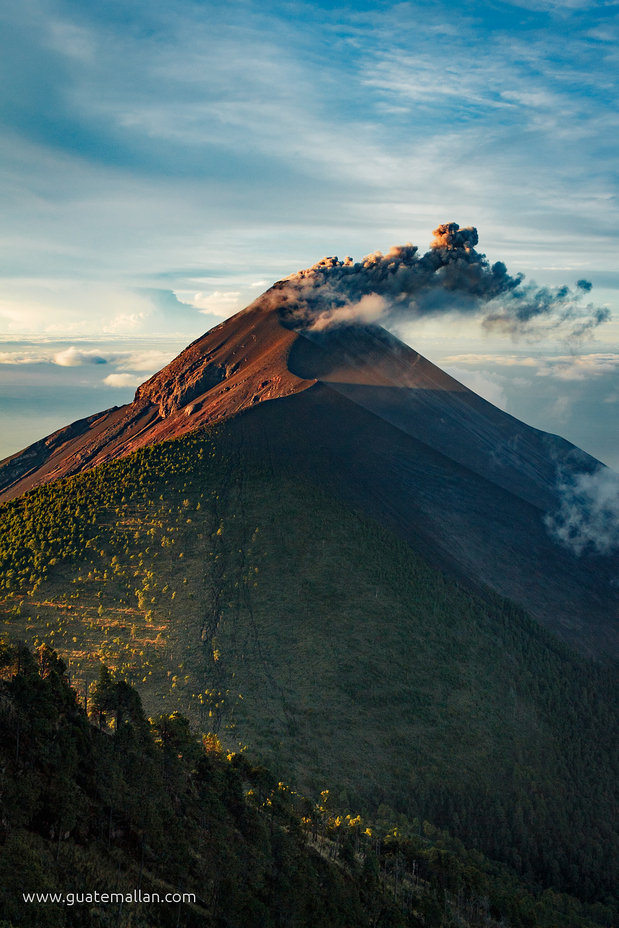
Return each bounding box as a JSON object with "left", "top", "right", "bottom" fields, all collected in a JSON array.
[
  {"left": 0, "top": 226, "right": 616, "bottom": 660},
  {"left": 269, "top": 222, "right": 609, "bottom": 340}
]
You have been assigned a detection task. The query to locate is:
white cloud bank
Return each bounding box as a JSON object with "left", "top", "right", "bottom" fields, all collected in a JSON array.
[
  {"left": 444, "top": 353, "right": 619, "bottom": 380},
  {"left": 103, "top": 373, "right": 148, "bottom": 388},
  {"left": 0, "top": 345, "right": 174, "bottom": 371},
  {"left": 179, "top": 291, "right": 246, "bottom": 317},
  {"left": 546, "top": 468, "right": 619, "bottom": 556},
  {"left": 54, "top": 347, "right": 108, "bottom": 366}
]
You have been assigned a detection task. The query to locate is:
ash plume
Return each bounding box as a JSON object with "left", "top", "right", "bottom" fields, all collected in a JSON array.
[
  {"left": 545, "top": 467, "right": 619, "bottom": 557},
  {"left": 268, "top": 223, "right": 610, "bottom": 340}
]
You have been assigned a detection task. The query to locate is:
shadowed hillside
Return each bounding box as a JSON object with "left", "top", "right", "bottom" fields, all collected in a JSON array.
[
  {"left": 2, "top": 641, "right": 614, "bottom": 928},
  {"left": 2, "top": 425, "right": 619, "bottom": 911}
]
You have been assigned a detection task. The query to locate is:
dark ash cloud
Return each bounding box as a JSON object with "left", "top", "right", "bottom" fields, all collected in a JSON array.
[{"left": 266, "top": 223, "right": 610, "bottom": 340}]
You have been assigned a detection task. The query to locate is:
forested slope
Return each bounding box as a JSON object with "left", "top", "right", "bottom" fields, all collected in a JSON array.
[
  {"left": 0, "top": 644, "right": 615, "bottom": 928},
  {"left": 0, "top": 643, "right": 375, "bottom": 928},
  {"left": 1, "top": 424, "right": 619, "bottom": 913}
]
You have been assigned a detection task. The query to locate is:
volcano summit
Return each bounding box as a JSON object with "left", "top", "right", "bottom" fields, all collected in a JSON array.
[{"left": 0, "top": 228, "right": 616, "bottom": 659}]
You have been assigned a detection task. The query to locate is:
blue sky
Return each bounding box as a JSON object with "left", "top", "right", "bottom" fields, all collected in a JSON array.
[{"left": 0, "top": 0, "right": 617, "bottom": 465}]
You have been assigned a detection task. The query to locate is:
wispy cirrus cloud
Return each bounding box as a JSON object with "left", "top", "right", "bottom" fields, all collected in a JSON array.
[{"left": 0, "top": 0, "right": 617, "bottom": 304}]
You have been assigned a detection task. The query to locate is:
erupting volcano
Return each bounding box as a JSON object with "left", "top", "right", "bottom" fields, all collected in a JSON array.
[{"left": 1, "top": 225, "right": 616, "bottom": 658}]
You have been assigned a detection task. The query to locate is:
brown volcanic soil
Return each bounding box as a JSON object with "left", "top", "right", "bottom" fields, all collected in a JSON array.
[
  {"left": 0, "top": 302, "right": 315, "bottom": 502},
  {"left": 1, "top": 297, "right": 617, "bottom": 658}
]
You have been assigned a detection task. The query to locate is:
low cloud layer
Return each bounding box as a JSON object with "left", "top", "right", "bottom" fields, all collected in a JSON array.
[
  {"left": 54, "top": 347, "right": 108, "bottom": 367},
  {"left": 53, "top": 348, "right": 175, "bottom": 372},
  {"left": 444, "top": 352, "right": 619, "bottom": 380},
  {"left": 0, "top": 351, "right": 47, "bottom": 365},
  {"left": 443, "top": 367, "right": 508, "bottom": 410},
  {"left": 272, "top": 223, "right": 610, "bottom": 341},
  {"left": 192, "top": 291, "right": 244, "bottom": 316},
  {"left": 103, "top": 373, "right": 148, "bottom": 389},
  {"left": 0, "top": 346, "right": 174, "bottom": 373},
  {"left": 546, "top": 467, "right": 619, "bottom": 556}
]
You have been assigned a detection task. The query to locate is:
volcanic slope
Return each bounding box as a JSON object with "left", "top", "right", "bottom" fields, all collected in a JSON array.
[
  {"left": 2, "top": 428, "right": 619, "bottom": 911},
  {"left": 0, "top": 304, "right": 314, "bottom": 501},
  {"left": 1, "top": 299, "right": 616, "bottom": 659}
]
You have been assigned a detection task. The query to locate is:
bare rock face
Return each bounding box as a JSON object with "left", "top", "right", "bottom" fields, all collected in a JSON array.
[{"left": 134, "top": 359, "right": 228, "bottom": 418}]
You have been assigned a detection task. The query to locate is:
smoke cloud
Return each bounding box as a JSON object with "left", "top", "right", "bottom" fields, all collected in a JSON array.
[
  {"left": 270, "top": 223, "right": 610, "bottom": 340},
  {"left": 545, "top": 467, "right": 619, "bottom": 556}
]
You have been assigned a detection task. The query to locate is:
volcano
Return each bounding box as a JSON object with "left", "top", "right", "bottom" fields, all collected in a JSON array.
[
  {"left": 1, "top": 294, "right": 617, "bottom": 658},
  {"left": 5, "top": 286, "right": 619, "bottom": 913}
]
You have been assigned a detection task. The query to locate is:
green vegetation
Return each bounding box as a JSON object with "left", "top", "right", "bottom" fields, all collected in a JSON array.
[
  {"left": 2, "top": 425, "right": 619, "bottom": 918},
  {"left": 0, "top": 642, "right": 369, "bottom": 927},
  {"left": 0, "top": 642, "right": 614, "bottom": 928}
]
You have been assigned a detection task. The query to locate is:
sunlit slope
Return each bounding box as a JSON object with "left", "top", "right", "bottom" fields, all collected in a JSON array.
[
  {"left": 0, "top": 304, "right": 313, "bottom": 502},
  {"left": 2, "top": 424, "right": 619, "bottom": 904}
]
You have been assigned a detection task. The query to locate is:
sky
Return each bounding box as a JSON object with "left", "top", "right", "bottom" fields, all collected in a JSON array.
[{"left": 0, "top": 0, "right": 617, "bottom": 467}]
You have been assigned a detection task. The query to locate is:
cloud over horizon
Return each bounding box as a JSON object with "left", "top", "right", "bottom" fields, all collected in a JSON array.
[
  {"left": 0, "top": 345, "right": 176, "bottom": 371},
  {"left": 53, "top": 347, "right": 108, "bottom": 366},
  {"left": 444, "top": 352, "right": 619, "bottom": 380},
  {"left": 103, "top": 372, "right": 148, "bottom": 388}
]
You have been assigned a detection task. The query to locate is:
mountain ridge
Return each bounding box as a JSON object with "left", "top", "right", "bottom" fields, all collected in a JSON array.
[
  {"left": 0, "top": 299, "right": 601, "bottom": 510},
  {"left": 0, "top": 298, "right": 616, "bottom": 659}
]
